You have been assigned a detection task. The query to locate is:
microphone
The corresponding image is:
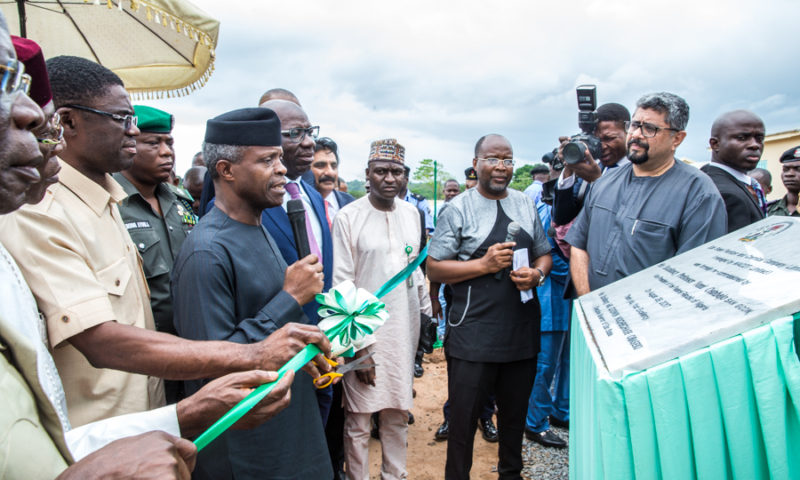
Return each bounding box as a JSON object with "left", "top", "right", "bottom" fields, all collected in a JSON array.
[
  {"left": 287, "top": 199, "right": 311, "bottom": 259},
  {"left": 495, "top": 222, "right": 521, "bottom": 280}
]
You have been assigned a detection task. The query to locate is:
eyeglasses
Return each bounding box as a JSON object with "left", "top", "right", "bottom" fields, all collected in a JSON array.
[
  {"left": 36, "top": 112, "right": 64, "bottom": 145},
  {"left": 624, "top": 121, "right": 679, "bottom": 138},
  {"left": 281, "top": 126, "right": 319, "bottom": 143},
  {"left": 63, "top": 104, "right": 138, "bottom": 131},
  {"left": 0, "top": 60, "right": 31, "bottom": 96},
  {"left": 477, "top": 157, "right": 514, "bottom": 168}
]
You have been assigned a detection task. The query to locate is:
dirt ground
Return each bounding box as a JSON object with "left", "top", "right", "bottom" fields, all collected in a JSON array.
[{"left": 367, "top": 348, "right": 502, "bottom": 479}]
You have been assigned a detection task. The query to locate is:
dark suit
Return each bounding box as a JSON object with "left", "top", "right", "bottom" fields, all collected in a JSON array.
[
  {"left": 261, "top": 179, "right": 333, "bottom": 323},
  {"left": 261, "top": 179, "right": 336, "bottom": 424},
  {"left": 332, "top": 189, "right": 356, "bottom": 209},
  {"left": 552, "top": 177, "right": 588, "bottom": 226},
  {"left": 701, "top": 163, "right": 764, "bottom": 233}
]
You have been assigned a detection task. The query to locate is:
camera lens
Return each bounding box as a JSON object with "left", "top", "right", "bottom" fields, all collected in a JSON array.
[{"left": 563, "top": 141, "right": 586, "bottom": 165}]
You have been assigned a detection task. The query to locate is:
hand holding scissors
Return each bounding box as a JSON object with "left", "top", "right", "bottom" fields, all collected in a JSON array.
[{"left": 315, "top": 352, "right": 378, "bottom": 389}]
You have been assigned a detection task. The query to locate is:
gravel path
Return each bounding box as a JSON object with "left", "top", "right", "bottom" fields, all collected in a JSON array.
[{"left": 522, "top": 425, "right": 570, "bottom": 480}]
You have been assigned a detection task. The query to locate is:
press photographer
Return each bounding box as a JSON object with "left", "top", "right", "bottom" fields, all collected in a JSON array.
[{"left": 552, "top": 85, "right": 630, "bottom": 225}]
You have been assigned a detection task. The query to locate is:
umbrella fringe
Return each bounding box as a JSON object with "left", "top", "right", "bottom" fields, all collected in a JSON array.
[
  {"left": 80, "top": 0, "right": 218, "bottom": 98},
  {"left": 80, "top": 0, "right": 215, "bottom": 54},
  {"left": 128, "top": 60, "right": 215, "bottom": 100}
]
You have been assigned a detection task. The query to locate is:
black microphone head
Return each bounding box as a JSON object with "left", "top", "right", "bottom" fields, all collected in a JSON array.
[
  {"left": 287, "top": 198, "right": 305, "bottom": 215},
  {"left": 507, "top": 222, "right": 521, "bottom": 237}
]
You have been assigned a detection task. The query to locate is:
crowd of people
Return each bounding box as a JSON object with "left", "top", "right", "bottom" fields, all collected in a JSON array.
[{"left": 0, "top": 8, "right": 798, "bottom": 479}]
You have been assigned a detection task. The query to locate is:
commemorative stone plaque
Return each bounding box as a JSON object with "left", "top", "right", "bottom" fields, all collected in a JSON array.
[{"left": 578, "top": 217, "right": 800, "bottom": 378}]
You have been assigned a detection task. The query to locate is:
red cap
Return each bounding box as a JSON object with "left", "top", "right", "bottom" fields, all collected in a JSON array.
[{"left": 11, "top": 35, "right": 52, "bottom": 108}]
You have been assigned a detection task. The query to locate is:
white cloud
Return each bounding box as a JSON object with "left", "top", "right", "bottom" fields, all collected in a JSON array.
[{"left": 149, "top": 0, "right": 800, "bottom": 179}]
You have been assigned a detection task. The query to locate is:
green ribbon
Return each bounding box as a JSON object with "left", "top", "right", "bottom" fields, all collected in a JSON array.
[
  {"left": 193, "top": 245, "right": 429, "bottom": 451},
  {"left": 793, "top": 311, "right": 800, "bottom": 363}
]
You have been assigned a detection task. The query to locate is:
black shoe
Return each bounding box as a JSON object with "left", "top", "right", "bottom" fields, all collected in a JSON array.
[
  {"left": 408, "top": 412, "right": 415, "bottom": 425},
  {"left": 525, "top": 428, "right": 567, "bottom": 448},
  {"left": 549, "top": 416, "right": 569, "bottom": 429},
  {"left": 477, "top": 418, "right": 498, "bottom": 443},
  {"left": 434, "top": 420, "right": 449, "bottom": 441},
  {"left": 371, "top": 413, "right": 380, "bottom": 439},
  {"left": 414, "top": 363, "right": 424, "bottom": 378}
]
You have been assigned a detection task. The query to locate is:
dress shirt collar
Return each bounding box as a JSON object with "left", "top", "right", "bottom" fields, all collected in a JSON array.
[
  {"left": 57, "top": 158, "right": 127, "bottom": 217},
  {"left": 113, "top": 173, "right": 172, "bottom": 205},
  {"left": 605, "top": 157, "right": 630, "bottom": 169},
  {"left": 325, "top": 190, "right": 339, "bottom": 209},
  {"left": 708, "top": 161, "right": 752, "bottom": 185}
]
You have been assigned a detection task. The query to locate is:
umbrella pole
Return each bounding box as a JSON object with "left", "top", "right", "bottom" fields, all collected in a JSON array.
[{"left": 16, "top": 0, "right": 26, "bottom": 38}]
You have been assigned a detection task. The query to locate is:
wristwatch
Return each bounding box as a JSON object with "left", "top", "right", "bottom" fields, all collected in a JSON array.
[{"left": 535, "top": 267, "right": 546, "bottom": 287}]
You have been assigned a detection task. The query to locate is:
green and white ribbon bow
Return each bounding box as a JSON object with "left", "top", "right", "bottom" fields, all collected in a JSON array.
[
  {"left": 193, "top": 244, "right": 427, "bottom": 451},
  {"left": 316, "top": 281, "right": 388, "bottom": 358}
]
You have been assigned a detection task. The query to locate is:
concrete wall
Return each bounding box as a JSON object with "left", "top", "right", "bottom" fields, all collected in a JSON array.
[{"left": 763, "top": 130, "right": 800, "bottom": 201}]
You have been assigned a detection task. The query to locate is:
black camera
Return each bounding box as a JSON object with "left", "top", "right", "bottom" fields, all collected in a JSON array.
[
  {"left": 542, "top": 148, "right": 563, "bottom": 172},
  {"left": 562, "top": 85, "right": 602, "bottom": 165}
]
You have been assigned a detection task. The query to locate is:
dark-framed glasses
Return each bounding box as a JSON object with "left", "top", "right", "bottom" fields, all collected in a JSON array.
[
  {"left": 281, "top": 125, "right": 319, "bottom": 143},
  {"left": 477, "top": 157, "right": 514, "bottom": 168},
  {"left": 36, "top": 112, "right": 64, "bottom": 145},
  {"left": 0, "top": 60, "right": 31, "bottom": 96},
  {"left": 63, "top": 104, "right": 138, "bottom": 131},
  {"left": 624, "top": 121, "right": 679, "bottom": 138}
]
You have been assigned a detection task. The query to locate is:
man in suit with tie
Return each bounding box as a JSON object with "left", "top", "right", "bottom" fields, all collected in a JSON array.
[
  {"left": 700, "top": 110, "right": 766, "bottom": 233},
  {"left": 311, "top": 136, "right": 355, "bottom": 224},
  {"left": 259, "top": 99, "right": 336, "bottom": 421}
]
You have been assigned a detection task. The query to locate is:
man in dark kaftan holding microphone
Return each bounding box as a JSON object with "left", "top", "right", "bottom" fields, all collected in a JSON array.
[
  {"left": 171, "top": 108, "right": 333, "bottom": 480},
  {"left": 427, "top": 134, "right": 553, "bottom": 480}
]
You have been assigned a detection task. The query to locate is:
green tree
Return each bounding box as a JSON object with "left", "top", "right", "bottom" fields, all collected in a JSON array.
[
  {"left": 346, "top": 179, "right": 366, "bottom": 199},
  {"left": 509, "top": 164, "right": 535, "bottom": 192},
  {"left": 411, "top": 159, "right": 452, "bottom": 200}
]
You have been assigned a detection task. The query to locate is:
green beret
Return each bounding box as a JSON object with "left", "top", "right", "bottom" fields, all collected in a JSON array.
[{"left": 134, "top": 105, "right": 174, "bottom": 133}]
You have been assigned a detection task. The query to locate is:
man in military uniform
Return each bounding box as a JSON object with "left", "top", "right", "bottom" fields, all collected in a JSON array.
[
  {"left": 464, "top": 166, "right": 478, "bottom": 189},
  {"left": 767, "top": 145, "right": 800, "bottom": 217},
  {"left": 114, "top": 105, "right": 197, "bottom": 402}
]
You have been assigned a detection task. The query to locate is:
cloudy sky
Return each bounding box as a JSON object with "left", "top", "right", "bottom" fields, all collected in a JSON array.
[{"left": 149, "top": 0, "right": 800, "bottom": 183}]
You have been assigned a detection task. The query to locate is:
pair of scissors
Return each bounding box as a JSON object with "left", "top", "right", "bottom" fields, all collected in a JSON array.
[{"left": 315, "top": 352, "right": 378, "bottom": 389}]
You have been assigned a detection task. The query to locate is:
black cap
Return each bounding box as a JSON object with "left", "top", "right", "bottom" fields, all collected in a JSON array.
[
  {"left": 204, "top": 108, "right": 281, "bottom": 146},
  {"left": 464, "top": 167, "right": 477, "bottom": 180},
  {"left": 779, "top": 146, "right": 800, "bottom": 163}
]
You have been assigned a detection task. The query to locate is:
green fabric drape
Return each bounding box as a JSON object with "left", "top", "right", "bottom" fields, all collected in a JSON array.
[{"left": 571, "top": 307, "right": 800, "bottom": 480}]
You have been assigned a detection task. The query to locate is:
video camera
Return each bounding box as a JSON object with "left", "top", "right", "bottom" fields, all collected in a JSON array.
[
  {"left": 542, "top": 148, "right": 563, "bottom": 172},
  {"left": 561, "top": 85, "right": 602, "bottom": 166}
]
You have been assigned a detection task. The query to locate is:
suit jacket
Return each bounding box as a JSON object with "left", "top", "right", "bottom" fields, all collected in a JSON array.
[
  {"left": 552, "top": 177, "right": 587, "bottom": 226},
  {"left": 0, "top": 312, "right": 71, "bottom": 478},
  {"left": 333, "top": 189, "right": 356, "bottom": 209},
  {"left": 261, "top": 179, "right": 333, "bottom": 323},
  {"left": 701, "top": 164, "right": 764, "bottom": 233}
]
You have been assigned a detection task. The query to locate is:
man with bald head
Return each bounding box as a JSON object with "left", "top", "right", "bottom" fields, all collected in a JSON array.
[
  {"left": 258, "top": 87, "right": 300, "bottom": 107},
  {"left": 428, "top": 134, "right": 552, "bottom": 479},
  {"left": 183, "top": 165, "right": 206, "bottom": 214},
  {"left": 701, "top": 110, "right": 767, "bottom": 232}
]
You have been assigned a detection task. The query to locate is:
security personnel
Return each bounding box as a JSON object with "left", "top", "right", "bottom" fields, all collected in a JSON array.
[
  {"left": 399, "top": 165, "right": 435, "bottom": 235},
  {"left": 113, "top": 105, "right": 196, "bottom": 401},
  {"left": 464, "top": 166, "right": 478, "bottom": 189},
  {"left": 767, "top": 146, "right": 800, "bottom": 217}
]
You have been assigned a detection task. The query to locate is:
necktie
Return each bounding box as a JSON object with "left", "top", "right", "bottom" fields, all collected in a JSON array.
[
  {"left": 323, "top": 200, "right": 332, "bottom": 229},
  {"left": 748, "top": 178, "right": 767, "bottom": 214},
  {"left": 284, "top": 182, "right": 322, "bottom": 261}
]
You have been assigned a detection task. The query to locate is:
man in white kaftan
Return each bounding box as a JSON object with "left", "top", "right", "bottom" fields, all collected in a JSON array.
[{"left": 332, "top": 138, "right": 431, "bottom": 480}]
